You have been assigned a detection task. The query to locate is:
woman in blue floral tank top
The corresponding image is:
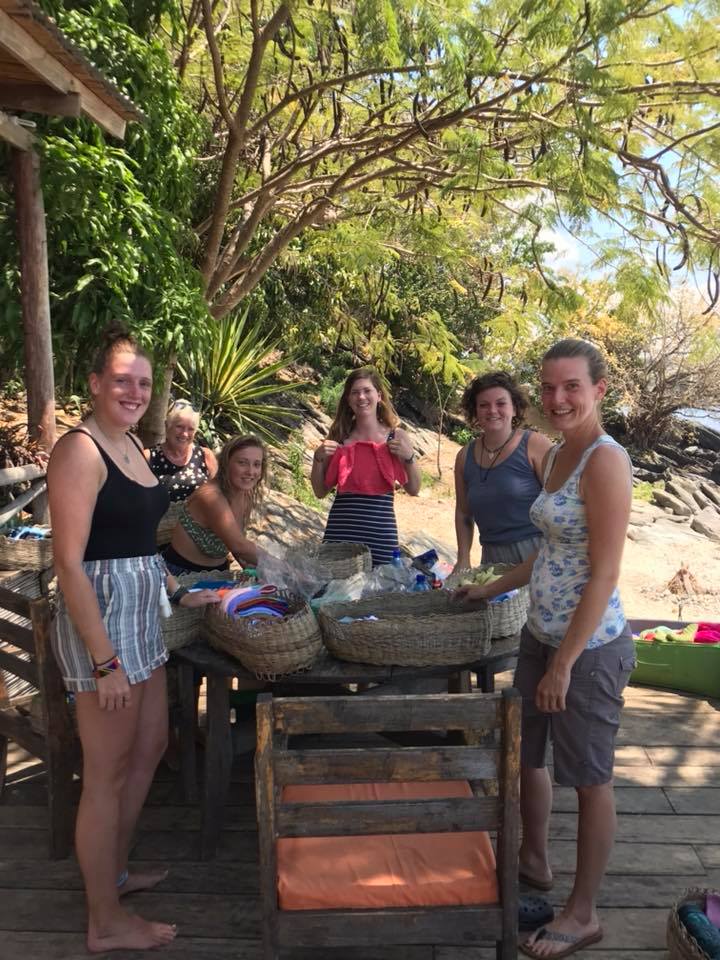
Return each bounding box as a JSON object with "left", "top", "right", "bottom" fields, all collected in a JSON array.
[{"left": 455, "top": 339, "right": 636, "bottom": 959}]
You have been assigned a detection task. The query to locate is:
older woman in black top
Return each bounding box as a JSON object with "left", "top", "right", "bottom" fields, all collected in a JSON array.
[{"left": 147, "top": 400, "right": 217, "bottom": 502}]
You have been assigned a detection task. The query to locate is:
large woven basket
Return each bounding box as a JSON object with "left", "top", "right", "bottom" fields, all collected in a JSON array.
[
  {"left": 156, "top": 501, "right": 184, "bottom": 547},
  {"left": 667, "top": 887, "right": 720, "bottom": 960},
  {"left": 445, "top": 564, "right": 529, "bottom": 639},
  {"left": 162, "top": 570, "right": 249, "bottom": 652},
  {"left": 286, "top": 541, "right": 372, "bottom": 581},
  {"left": 319, "top": 591, "right": 492, "bottom": 667},
  {"left": 0, "top": 530, "right": 53, "bottom": 571},
  {"left": 205, "top": 590, "right": 322, "bottom": 679}
]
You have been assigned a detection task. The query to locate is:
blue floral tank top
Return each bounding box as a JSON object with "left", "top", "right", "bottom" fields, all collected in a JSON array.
[{"left": 527, "top": 434, "right": 629, "bottom": 649}]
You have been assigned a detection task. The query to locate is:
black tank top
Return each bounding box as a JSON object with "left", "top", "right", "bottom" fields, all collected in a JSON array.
[{"left": 68, "top": 430, "right": 170, "bottom": 561}]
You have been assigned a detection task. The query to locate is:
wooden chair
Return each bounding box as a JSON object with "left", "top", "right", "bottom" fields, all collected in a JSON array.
[
  {"left": 0, "top": 581, "right": 78, "bottom": 858},
  {"left": 255, "top": 689, "right": 521, "bottom": 959}
]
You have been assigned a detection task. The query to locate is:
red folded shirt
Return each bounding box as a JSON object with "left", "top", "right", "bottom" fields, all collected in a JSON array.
[
  {"left": 325, "top": 441, "right": 407, "bottom": 495},
  {"left": 694, "top": 622, "right": 720, "bottom": 644}
]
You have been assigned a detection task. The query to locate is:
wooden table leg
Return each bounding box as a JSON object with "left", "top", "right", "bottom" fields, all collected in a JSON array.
[
  {"left": 177, "top": 661, "right": 198, "bottom": 803},
  {"left": 200, "top": 672, "right": 232, "bottom": 860},
  {"left": 448, "top": 669, "right": 472, "bottom": 694}
]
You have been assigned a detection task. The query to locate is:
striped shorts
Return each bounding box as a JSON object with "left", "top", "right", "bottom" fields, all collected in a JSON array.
[{"left": 52, "top": 554, "right": 169, "bottom": 693}]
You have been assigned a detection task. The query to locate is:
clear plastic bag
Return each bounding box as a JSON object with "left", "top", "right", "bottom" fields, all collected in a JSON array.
[{"left": 255, "top": 545, "right": 329, "bottom": 600}]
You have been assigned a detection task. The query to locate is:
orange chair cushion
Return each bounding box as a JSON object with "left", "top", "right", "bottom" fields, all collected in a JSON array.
[{"left": 277, "top": 781, "right": 498, "bottom": 910}]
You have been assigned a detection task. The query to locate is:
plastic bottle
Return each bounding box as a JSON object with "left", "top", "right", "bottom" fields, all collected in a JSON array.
[
  {"left": 391, "top": 548, "right": 403, "bottom": 568},
  {"left": 430, "top": 576, "right": 442, "bottom": 590},
  {"left": 412, "top": 573, "right": 430, "bottom": 592}
]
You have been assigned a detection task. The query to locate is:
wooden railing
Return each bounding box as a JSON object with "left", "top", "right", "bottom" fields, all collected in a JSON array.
[{"left": 0, "top": 462, "right": 48, "bottom": 526}]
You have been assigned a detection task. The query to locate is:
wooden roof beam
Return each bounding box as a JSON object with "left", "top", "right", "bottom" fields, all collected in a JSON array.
[
  {"left": 0, "top": 9, "right": 126, "bottom": 138},
  {"left": 0, "top": 84, "right": 81, "bottom": 117},
  {"left": 0, "top": 109, "right": 34, "bottom": 149}
]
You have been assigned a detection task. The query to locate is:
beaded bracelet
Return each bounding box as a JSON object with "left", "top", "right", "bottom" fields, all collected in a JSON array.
[
  {"left": 92, "top": 655, "right": 122, "bottom": 679},
  {"left": 169, "top": 586, "right": 190, "bottom": 605}
]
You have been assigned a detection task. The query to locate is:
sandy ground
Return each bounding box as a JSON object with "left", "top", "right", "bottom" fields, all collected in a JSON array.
[{"left": 395, "top": 436, "right": 720, "bottom": 623}]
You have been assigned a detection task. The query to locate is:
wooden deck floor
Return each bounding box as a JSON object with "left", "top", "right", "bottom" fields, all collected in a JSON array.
[{"left": 2, "top": 676, "right": 719, "bottom": 959}]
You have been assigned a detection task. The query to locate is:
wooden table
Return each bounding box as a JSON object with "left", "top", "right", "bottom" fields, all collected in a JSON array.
[{"left": 171, "top": 634, "right": 519, "bottom": 859}]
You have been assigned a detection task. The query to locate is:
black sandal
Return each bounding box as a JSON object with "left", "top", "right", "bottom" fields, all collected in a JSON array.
[{"left": 519, "top": 894, "right": 554, "bottom": 931}]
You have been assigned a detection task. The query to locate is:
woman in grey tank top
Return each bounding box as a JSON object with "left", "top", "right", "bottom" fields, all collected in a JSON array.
[{"left": 454, "top": 371, "right": 552, "bottom": 567}]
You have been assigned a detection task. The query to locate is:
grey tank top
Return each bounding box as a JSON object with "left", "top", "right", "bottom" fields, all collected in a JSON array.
[{"left": 463, "top": 430, "right": 543, "bottom": 546}]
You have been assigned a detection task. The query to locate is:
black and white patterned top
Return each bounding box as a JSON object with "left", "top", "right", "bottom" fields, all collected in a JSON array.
[{"left": 148, "top": 443, "right": 211, "bottom": 502}]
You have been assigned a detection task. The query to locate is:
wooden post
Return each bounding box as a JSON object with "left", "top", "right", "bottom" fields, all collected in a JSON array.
[{"left": 11, "top": 147, "right": 57, "bottom": 455}]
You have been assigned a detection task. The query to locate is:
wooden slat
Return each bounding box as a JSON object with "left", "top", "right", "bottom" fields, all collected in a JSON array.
[
  {"left": 0, "top": 10, "right": 126, "bottom": 138},
  {"left": 0, "top": 84, "right": 81, "bottom": 116},
  {"left": 0, "top": 646, "right": 38, "bottom": 687},
  {"left": 0, "top": 586, "right": 35, "bottom": 619},
  {"left": 272, "top": 694, "right": 501, "bottom": 735},
  {"left": 0, "top": 707, "right": 45, "bottom": 756},
  {"left": 274, "top": 746, "right": 498, "bottom": 785},
  {"left": 0, "top": 109, "right": 34, "bottom": 149},
  {"left": 276, "top": 905, "right": 503, "bottom": 946},
  {"left": 0, "top": 479, "right": 47, "bottom": 525},
  {"left": 0, "top": 617, "right": 35, "bottom": 654},
  {"left": 0, "top": 463, "right": 46, "bottom": 487},
  {"left": 277, "top": 796, "right": 499, "bottom": 837}
]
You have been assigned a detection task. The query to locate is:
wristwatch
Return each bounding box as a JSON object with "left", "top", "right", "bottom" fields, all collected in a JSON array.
[{"left": 403, "top": 452, "right": 417, "bottom": 464}]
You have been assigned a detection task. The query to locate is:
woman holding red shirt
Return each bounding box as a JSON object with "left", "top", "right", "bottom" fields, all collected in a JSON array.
[{"left": 310, "top": 368, "right": 421, "bottom": 565}]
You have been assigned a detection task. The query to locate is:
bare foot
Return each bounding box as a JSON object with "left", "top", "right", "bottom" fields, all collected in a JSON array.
[
  {"left": 88, "top": 912, "right": 177, "bottom": 953},
  {"left": 119, "top": 868, "right": 169, "bottom": 896},
  {"left": 520, "top": 911, "right": 602, "bottom": 958}
]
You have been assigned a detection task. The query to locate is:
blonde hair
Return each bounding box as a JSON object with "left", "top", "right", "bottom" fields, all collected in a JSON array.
[
  {"left": 214, "top": 434, "right": 268, "bottom": 520},
  {"left": 327, "top": 367, "right": 400, "bottom": 442},
  {"left": 166, "top": 400, "right": 200, "bottom": 432}
]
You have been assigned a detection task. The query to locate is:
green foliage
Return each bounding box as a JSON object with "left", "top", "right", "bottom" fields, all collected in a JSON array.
[
  {"left": 633, "top": 480, "right": 664, "bottom": 503},
  {"left": 285, "top": 432, "right": 324, "bottom": 511},
  {"left": 0, "top": 0, "right": 209, "bottom": 389},
  {"left": 452, "top": 426, "right": 475, "bottom": 447},
  {"left": 176, "top": 308, "right": 301, "bottom": 445}
]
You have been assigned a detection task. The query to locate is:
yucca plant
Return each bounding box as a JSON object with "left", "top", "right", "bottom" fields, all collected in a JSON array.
[{"left": 176, "top": 308, "right": 301, "bottom": 445}]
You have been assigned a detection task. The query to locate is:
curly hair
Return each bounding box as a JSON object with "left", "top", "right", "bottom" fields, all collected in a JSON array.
[
  {"left": 327, "top": 367, "right": 400, "bottom": 442},
  {"left": 461, "top": 370, "right": 529, "bottom": 428}
]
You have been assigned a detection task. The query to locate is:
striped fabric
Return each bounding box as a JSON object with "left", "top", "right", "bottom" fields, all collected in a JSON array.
[
  {"left": 52, "top": 554, "right": 168, "bottom": 692},
  {"left": 323, "top": 492, "right": 399, "bottom": 567}
]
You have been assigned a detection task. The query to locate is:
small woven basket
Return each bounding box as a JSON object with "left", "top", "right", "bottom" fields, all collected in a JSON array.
[
  {"left": 444, "top": 564, "right": 529, "bottom": 639},
  {"left": 667, "top": 887, "right": 720, "bottom": 960},
  {"left": 0, "top": 530, "right": 53, "bottom": 571},
  {"left": 204, "top": 590, "right": 322, "bottom": 679},
  {"left": 162, "top": 570, "right": 248, "bottom": 653},
  {"left": 156, "top": 501, "right": 184, "bottom": 547},
  {"left": 286, "top": 541, "right": 372, "bottom": 581},
  {"left": 319, "top": 591, "right": 492, "bottom": 667}
]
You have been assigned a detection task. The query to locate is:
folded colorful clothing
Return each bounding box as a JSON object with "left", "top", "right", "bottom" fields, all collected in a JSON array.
[
  {"left": 220, "top": 584, "right": 278, "bottom": 614},
  {"left": 637, "top": 624, "right": 698, "bottom": 643},
  {"left": 695, "top": 622, "right": 720, "bottom": 645}
]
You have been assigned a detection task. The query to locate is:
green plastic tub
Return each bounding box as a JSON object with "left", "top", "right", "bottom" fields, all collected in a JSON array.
[{"left": 628, "top": 618, "right": 720, "bottom": 698}]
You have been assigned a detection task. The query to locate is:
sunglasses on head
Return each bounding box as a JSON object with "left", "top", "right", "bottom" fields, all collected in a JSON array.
[{"left": 169, "top": 399, "right": 197, "bottom": 413}]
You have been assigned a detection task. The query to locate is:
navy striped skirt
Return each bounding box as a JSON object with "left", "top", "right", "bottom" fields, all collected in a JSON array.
[{"left": 323, "top": 492, "right": 399, "bottom": 567}]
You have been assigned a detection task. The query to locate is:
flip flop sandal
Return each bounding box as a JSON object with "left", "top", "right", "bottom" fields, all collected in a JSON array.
[
  {"left": 519, "top": 895, "right": 554, "bottom": 931},
  {"left": 519, "top": 870, "right": 554, "bottom": 892},
  {"left": 519, "top": 926, "right": 603, "bottom": 959}
]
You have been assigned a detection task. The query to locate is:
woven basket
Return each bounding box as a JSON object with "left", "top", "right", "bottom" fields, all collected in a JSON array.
[
  {"left": 319, "top": 591, "right": 492, "bottom": 667},
  {"left": 667, "top": 887, "right": 720, "bottom": 960},
  {"left": 286, "top": 541, "right": 372, "bottom": 581},
  {"left": 156, "top": 501, "right": 184, "bottom": 546},
  {"left": 0, "top": 530, "right": 53, "bottom": 571},
  {"left": 162, "top": 570, "right": 249, "bottom": 653},
  {"left": 444, "top": 564, "right": 529, "bottom": 639},
  {"left": 205, "top": 590, "right": 322, "bottom": 679}
]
